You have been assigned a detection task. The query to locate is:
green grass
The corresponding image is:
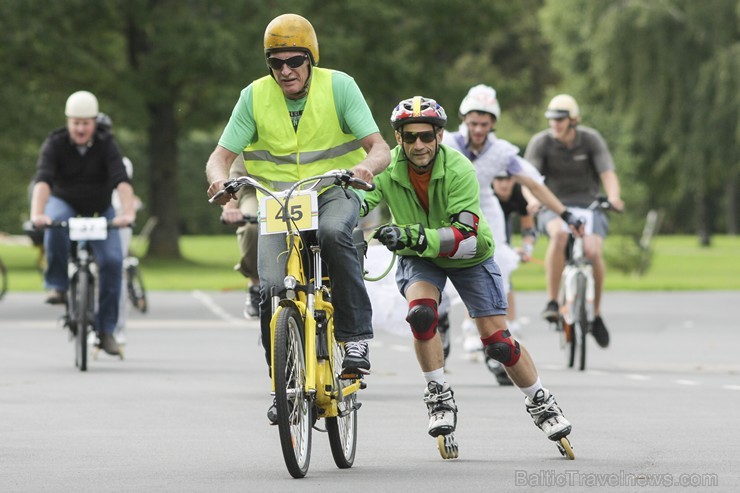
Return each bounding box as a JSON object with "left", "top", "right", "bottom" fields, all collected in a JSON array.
[{"left": 1, "top": 235, "right": 739, "bottom": 293}]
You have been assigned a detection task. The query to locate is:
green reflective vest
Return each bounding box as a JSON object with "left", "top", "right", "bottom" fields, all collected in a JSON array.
[{"left": 242, "top": 67, "right": 366, "bottom": 192}]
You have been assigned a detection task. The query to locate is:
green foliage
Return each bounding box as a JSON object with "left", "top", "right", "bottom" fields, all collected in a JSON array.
[
  {"left": 539, "top": 0, "right": 739, "bottom": 236},
  {"left": 1, "top": 0, "right": 736, "bottom": 251}
]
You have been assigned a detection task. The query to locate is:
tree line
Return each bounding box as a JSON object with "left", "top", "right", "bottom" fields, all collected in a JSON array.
[{"left": 0, "top": 0, "right": 736, "bottom": 256}]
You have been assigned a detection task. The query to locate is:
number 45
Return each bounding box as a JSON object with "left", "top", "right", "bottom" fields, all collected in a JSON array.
[{"left": 277, "top": 205, "right": 303, "bottom": 222}]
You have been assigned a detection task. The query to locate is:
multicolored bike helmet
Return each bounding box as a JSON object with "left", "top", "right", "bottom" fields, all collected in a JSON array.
[{"left": 390, "top": 96, "right": 447, "bottom": 131}]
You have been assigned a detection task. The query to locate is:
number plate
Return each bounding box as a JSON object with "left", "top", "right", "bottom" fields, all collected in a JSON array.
[
  {"left": 259, "top": 190, "right": 318, "bottom": 235},
  {"left": 68, "top": 217, "right": 108, "bottom": 241}
]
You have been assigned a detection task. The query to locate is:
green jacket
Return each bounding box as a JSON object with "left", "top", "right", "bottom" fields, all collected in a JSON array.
[{"left": 364, "top": 145, "right": 494, "bottom": 268}]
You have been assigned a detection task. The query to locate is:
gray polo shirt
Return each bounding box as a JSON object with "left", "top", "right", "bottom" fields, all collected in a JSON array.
[{"left": 524, "top": 126, "right": 614, "bottom": 207}]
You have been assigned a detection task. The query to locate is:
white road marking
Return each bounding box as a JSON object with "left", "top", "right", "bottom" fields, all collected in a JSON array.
[
  {"left": 675, "top": 379, "right": 699, "bottom": 386},
  {"left": 627, "top": 374, "right": 651, "bottom": 381},
  {"left": 722, "top": 385, "right": 740, "bottom": 391},
  {"left": 191, "top": 290, "right": 243, "bottom": 326},
  {"left": 390, "top": 345, "right": 412, "bottom": 352}
]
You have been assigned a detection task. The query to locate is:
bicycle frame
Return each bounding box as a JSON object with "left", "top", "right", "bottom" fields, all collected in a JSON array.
[
  {"left": 560, "top": 237, "right": 595, "bottom": 328},
  {"left": 213, "top": 171, "right": 367, "bottom": 414},
  {"left": 268, "top": 232, "right": 362, "bottom": 417},
  {"left": 556, "top": 197, "right": 614, "bottom": 370}
]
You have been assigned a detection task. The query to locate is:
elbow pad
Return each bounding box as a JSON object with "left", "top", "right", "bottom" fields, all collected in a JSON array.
[{"left": 438, "top": 211, "right": 479, "bottom": 259}]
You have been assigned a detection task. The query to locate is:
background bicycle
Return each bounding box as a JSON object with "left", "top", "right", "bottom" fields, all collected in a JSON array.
[
  {"left": 0, "top": 255, "right": 7, "bottom": 300},
  {"left": 553, "top": 197, "right": 616, "bottom": 371},
  {"left": 28, "top": 218, "right": 127, "bottom": 371}
]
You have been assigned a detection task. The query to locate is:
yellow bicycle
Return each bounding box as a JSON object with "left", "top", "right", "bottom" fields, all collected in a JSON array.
[{"left": 211, "top": 170, "right": 371, "bottom": 478}]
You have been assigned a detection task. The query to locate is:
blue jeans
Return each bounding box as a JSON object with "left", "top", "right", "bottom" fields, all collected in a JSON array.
[
  {"left": 44, "top": 196, "right": 123, "bottom": 335},
  {"left": 257, "top": 187, "right": 373, "bottom": 363}
]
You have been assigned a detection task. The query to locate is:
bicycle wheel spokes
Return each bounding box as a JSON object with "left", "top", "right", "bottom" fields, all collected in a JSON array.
[
  {"left": 274, "top": 306, "right": 312, "bottom": 478},
  {"left": 327, "top": 340, "right": 358, "bottom": 469}
]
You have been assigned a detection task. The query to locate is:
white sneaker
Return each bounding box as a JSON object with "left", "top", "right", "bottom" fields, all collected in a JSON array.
[
  {"left": 424, "top": 382, "right": 458, "bottom": 437},
  {"left": 525, "top": 389, "right": 572, "bottom": 441}
]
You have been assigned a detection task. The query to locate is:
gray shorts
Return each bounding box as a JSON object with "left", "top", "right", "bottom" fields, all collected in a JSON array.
[
  {"left": 537, "top": 208, "right": 609, "bottom": 237},
  {"left": 394, "top": 256, "right": 508, "bottom": 318}
]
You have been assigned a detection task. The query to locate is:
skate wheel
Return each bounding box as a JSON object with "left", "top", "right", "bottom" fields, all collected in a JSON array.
[
  {"left": 92, "top": 347, "right": 100, "bottom": 361},
  {"left": 557, "top": 437, "right": 575, "bottom": 460},
  {"left": 118, "top": 347, "right": 125, "bottom": 360},
  {"left": 437, "top": 434, "right": 459, "bottom": 460}
]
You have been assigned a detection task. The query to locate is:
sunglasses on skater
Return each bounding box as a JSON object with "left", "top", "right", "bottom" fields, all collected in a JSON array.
[
  {"left": 401, "top": 131, "right": 437, "bottom": 144},
  {"left": 267, "top": 55, "right": 308, "bottom": 70}
]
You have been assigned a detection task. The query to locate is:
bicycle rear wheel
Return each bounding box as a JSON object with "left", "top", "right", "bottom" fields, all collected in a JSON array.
[
  {"left": 274, "top": 306, "right": 312, "bottom": 478},
  {"left": 574, "top": 273, "right": 588, "bottom": 371},
  {"left": 0, "top": 258, "right": 7, "bottom": 300},
  {"left": 326, "top": 340, "right": 357, "bottom": 469},
  {"left": 558, "top": 314, "right": 576, "bottom": 368},
  {"left": 126, "top": 264, "right": 148, "bottom": 313},
  {"left": 74, "top": 270, "right": 91, "bottom": 371}
]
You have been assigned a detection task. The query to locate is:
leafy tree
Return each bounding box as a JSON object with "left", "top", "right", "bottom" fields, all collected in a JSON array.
[
  {"left": 1, "top": 0, "right": 557, "bottom": 256},
  {"left": 539, "top": 0, "right": 739, "bottom": 241}
]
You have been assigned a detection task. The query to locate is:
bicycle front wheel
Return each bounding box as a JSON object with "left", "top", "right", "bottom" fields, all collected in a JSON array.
[
  {"left": 274, "top": 306, "right": 312, "bottom": 478},
  {"left": 326, "top": 340, "right": 358, "bottom": 469},
  {"left": 74, "top": 270, "right": 91, "bottom": 371},
  {"left": 574, "top": 273, "right": 588, "bottom": 371}
]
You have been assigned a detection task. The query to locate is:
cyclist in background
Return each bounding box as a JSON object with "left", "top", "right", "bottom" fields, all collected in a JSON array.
[
  {"left": 493, "top": 170, "right": 537, "bottom": 336},
  {"left": 441, "top": 84, "right": 578, "bottom": 377},
  {"left": 524, "top": 94, "right": 624, "bottom": 347},
  {"left": 29, "top": 91, "right": 137, "bottom": 356},
  {"left": 205, "top": 14, "right": 391, "bottom": 421},
  {"left": 364, "top": 96, "right": 574, "bottom": 446},
  {"left": 220, "top": 159, "right": 260, "bottom": 318},
  {"left": 98, "top": 113, "right": 143, "bottom": 346}
]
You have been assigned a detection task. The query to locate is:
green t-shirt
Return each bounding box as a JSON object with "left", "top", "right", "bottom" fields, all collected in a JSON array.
[{"left": 218, "top": 70, "right": 379, "bottom": 154}]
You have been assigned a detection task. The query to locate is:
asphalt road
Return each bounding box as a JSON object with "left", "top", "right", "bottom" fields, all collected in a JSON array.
[{"left": 1, "top": 290, "right": 738, "bottom": 492}]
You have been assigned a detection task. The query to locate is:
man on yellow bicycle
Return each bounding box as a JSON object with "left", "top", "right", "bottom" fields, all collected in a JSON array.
[
  {"left": 206, "top": 14, "right": 390, "bottom": 422},
  {"left": 363, "top": 96, "right": 574, "bottom": 450}
]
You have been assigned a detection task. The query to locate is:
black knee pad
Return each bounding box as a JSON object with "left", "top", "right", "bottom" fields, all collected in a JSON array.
[
  {"left": 406, "top": 298, "right": 438, "bottom": 341},
  {"left": 483, "top": 329, "right": 521, "bottom": 366}
]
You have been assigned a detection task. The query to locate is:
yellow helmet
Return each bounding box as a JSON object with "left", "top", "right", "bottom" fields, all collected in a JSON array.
[{"left": 264, "top": 14, "right": 319, "bottom": 66}]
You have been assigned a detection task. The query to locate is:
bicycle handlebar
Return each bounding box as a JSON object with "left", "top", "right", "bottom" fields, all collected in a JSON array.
[
  {"left": 23, "top": 220, "right": 132, "bottom": 231},
  {"left": 587, "top": 196, "right": 621, "bottom": 213},
  {"left": 209, "top": 169, "right": 375, "bottom": 205},
  {"left": 220, "top": 214, "right": 259, "bottom": 226}
]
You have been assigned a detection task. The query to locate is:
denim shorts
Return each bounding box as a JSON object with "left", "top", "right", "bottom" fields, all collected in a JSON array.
[{"left": 395, "top": 256, "right": 508, "bottom": 318}]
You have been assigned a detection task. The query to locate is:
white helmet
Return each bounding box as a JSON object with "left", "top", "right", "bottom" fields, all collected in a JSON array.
[
  {"left": 459, "top": 84, "right": 501, "bottom": 121},
  {"left": 65, "top": 91, "right": 99, "bottom": 118},
  {"left": 545, "top": 94, "right": 580, "bottom": 120}
]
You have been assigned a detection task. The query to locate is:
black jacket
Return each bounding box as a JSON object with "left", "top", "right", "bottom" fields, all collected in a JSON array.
[{"left": 34, "top": 125, "right": 129, "bottom": 216}]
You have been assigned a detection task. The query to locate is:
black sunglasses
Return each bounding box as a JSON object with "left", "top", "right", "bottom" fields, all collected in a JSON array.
[
  {"left": 401, "top": 131, "right": 437, "bottom": 144},
  {"left": 267, "top": 55, "right": 308, "bottom": 70}
]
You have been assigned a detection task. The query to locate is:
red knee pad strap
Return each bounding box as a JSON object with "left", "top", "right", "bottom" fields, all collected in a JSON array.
[
  {"left": 482, "top": 329, "right": 521, "bottom": 366},
  {"left": 406, "top": 298, "right": 438, "bottom": 341}
]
